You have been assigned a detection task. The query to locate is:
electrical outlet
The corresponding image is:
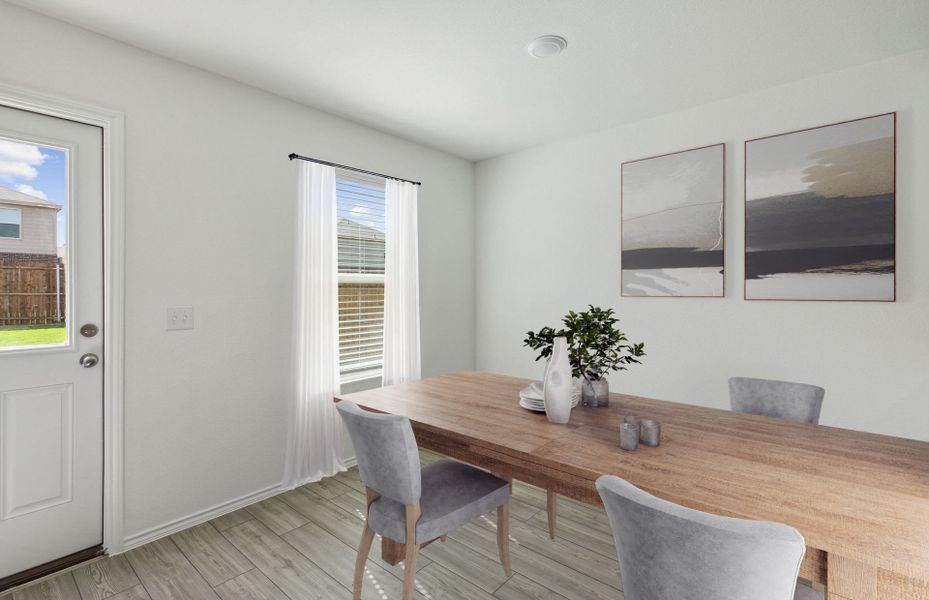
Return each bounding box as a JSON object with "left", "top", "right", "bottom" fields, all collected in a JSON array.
[{"left": 166, "top": 306, "right": 194, "bottom": 331}]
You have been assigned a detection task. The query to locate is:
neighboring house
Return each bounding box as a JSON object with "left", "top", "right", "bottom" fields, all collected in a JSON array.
[
  {"left": 337, "top": 217, "right": 385, "bottom": 273},
  {"left": 0, "top": 185, "right": 61, "bottom": 259}
]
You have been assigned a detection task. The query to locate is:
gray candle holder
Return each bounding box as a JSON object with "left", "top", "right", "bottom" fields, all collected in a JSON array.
[
  {"left": 640, "top": 419, "right": 661, "bottom": 447},
  {"left": 619, "top": 422, "right": 639, "bottom": 451},
  {"left": 624, "top": 415, "right": 641, "bottom": 428}
]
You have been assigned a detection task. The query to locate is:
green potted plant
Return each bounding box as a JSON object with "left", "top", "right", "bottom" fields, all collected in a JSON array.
[{"left": 524, "top": 305, "right": 645, "bottom": 407}]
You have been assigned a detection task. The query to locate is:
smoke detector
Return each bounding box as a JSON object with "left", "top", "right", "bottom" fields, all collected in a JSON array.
[{"left": 527, "top": 35, "right": 568, "bottom": 58}]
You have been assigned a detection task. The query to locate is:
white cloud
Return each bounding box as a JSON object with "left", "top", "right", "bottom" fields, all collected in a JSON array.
[
  {"left": 0, "top": 139, "right": 46, "bottom": 182},
  {"left": 15, "top": 184, "right": 48, "bottom": 200},
  {"left": 350, "top": 204, "right": 371, "bottom": 216},
  {"left": 0, "top": 161, "right": 38, "bottom": 181}
]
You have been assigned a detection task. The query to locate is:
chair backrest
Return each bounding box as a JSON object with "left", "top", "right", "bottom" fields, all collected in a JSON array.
[
  {"left": 596, "top": 475, "right": 805, "bottom": 600},
  {"left": 729, "top": 377, "right": 825, "bottom": 424},
  {"left": 335, "top": 400, "right": 422, "bottom": 505}
]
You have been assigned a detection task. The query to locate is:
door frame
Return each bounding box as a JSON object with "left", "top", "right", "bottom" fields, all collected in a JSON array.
[{"left": 0, "top": 82, "right": 126, "bottom": 554}]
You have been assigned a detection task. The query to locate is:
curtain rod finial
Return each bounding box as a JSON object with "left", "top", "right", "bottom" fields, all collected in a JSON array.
[{"left": 288, "top": 153, "right": 298, "bottom": 160}]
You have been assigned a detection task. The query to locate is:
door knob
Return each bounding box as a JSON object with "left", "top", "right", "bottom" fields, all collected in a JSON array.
[{"left": 79, "top": 353, "right": 100, "bottom": 368}]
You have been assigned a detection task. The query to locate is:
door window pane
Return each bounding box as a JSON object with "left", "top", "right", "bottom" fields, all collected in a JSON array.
[{"left": 0, "top": 137, "right": 68, "bottom": 348}]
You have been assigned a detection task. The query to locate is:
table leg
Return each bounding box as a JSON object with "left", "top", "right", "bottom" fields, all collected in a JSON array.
[
  {"left": 382, "top": 535, "right": 444, "bottom": 566},
  {"left": 546, "top": 490, "right": 557, "bottom": 539},
  {"left": 382, "top": 537, "right": 405, "bottom": 566},
  {"left": 826, "top": 555, "right": 929, "bottom": 600},
  {"left": 827, "top": 555, "right": 877, "bottom": 599}
]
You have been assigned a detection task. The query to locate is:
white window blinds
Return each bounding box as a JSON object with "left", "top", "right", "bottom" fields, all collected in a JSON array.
[{"left": 336, "top": 172, "right": 386, "bottom": 380}]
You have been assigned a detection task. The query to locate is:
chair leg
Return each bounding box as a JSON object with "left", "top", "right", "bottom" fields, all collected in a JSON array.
[
  {"left": 353, "top": 524, "right": 375, "bottom": 600},
  {"left": 402, "top": 503, "right": 422, "bottom": 600},
  {"left": 402, "top": 542, "right": 420, "bottom": 600},
  {"left": 497, "top": 502, "right": 512, "bottom": 577},
  {"left": 547, "top": 490, "right": 557, "bottom": 539}
]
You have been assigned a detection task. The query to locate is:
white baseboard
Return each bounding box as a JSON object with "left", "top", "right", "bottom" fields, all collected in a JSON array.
[
  {"left": 121, "top": 482, "right": 282, "bottom": 551},
  {"left": 120, "top": 458, "right": 357, "bottom": 552}
]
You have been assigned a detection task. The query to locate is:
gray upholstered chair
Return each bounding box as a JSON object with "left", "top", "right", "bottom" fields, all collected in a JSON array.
[
  {"left": 729, "top": 377, "right": 825, "bottom": 424},
  {"left": 336, "top": 400, "right": 512, "bottom": 600},
  {"left": 596, "top": 475, "right": 819, "bottom": 600}
]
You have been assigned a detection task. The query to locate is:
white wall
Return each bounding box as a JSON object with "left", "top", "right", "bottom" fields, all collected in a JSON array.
[
  {"left": 0, "top": 3, "right": 475, "bottom": 543},
  {"left": 476, "top": 50, "right": 929, "bottom": 442}
]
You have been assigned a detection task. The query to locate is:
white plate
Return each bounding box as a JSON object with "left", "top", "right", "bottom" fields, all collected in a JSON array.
[
  {"left": 520, "top": 382, "right": 581, "bottom": 402},
  {"left": 519, "top": 398, "right": 546, "bottom": 412},
  {"left": 519, "top": 396, "right": 581, "bottom": 413},
  {"left": 518, "top": 397, "right": 580, "bottom": 407},
  {"left": 519, "top": 380, "right": 582, "bottom": 413},
  {"left": 520, "top": 383, "right": 544, "bottom": 401}
]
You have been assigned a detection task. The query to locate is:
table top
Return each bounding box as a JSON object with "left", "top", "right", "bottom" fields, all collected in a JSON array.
[{"left": 336, "top": 371, "right": 929, "bottom": 579}]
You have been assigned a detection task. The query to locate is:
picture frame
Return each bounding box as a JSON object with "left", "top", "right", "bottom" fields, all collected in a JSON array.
[
  {"left": 621, "top": 143, "right": 726, "bottom": 297},
  {"left": 744, "top": 113, "right": 896, "bottom": 302}
]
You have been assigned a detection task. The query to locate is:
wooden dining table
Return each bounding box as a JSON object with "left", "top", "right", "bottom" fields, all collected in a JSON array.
[{"left": 335, "top": 371, "right": 929, "bottom": 600}]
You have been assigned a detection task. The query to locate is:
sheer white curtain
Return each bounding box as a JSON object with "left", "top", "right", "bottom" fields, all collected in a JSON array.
[
  {"left": 382, "top": 179, "right": 422, "bottom": 386},
  {"left": 283, "top": 160, "right": 346, "bottom": 490}
]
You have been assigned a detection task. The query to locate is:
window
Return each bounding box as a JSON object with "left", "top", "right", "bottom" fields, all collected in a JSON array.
[
  {"left": 336, "top": 172, "right": 386, "bottom": 381},
  {"left": 0, "top": 207, "right": 21, "bottom": 239}
]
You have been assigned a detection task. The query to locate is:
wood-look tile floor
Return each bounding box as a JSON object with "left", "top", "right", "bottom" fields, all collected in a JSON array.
[{"left": 2, "top": 450, "right": 623, "bottom": 600}]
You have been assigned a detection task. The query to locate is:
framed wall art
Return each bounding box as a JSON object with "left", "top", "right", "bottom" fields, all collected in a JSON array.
[
  {"left": 744, "top": 113, "right": 895, "bottom": 301},
  {"left": 621, "top": 143, "right": 725, "bottom": 297}
]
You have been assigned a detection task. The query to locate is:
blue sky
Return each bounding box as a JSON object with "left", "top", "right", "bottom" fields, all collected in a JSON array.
[
  {"left": 0, "top": 138, "right": 68, "bottom": 245},
  {"left": 336, "top": 178, "right": 385, "bottom": 232}
]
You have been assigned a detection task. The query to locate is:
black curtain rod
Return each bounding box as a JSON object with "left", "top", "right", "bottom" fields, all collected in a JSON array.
[{"left": 288, "top": 153, "right": 422, "bottom": 186}]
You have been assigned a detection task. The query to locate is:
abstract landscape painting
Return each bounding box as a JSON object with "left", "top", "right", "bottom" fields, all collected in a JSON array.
[
  {"left": 621, "top": 144, "right": 725, "bottom": 297},
  {"left": 745, "top": 113, "right": 895, "bottom": 301}
]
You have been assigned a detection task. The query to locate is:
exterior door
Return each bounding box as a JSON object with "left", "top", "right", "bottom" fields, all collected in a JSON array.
[{"left": 0, "top": 105, "right": 104, "bottom": 582}]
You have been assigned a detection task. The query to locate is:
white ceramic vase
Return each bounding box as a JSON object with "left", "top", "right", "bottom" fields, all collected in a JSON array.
[{"left": 543, "top": 336, "right": 573, "bottom": 424}]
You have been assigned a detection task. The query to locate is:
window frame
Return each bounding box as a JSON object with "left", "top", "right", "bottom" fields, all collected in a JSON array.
[{"left": 0, "top": 206, "right": 22, "bottom": 240}]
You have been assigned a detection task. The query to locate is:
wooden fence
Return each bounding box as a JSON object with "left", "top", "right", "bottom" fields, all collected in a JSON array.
[
  {"left": 338, "top": 281, "right": 385, "bottom": 372},
  {"left": 0, "top": 257, "right": 66, "bottom": 326}
]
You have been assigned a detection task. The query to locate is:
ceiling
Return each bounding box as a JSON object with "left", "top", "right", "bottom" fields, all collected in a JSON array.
[{"left": 9, "top": 0, "right": 929, "bottom": 160}]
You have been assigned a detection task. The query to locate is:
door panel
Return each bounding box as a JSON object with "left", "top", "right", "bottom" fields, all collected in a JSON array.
[
  {"left": 0, "top": 106, "right": 103, "bottom": 581},
  {"left": 1, "top": 384, "right": 74, "bottom": 520}
]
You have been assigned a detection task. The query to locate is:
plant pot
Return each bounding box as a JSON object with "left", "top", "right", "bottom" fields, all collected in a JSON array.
[{"left": 582, "top": 378, "right": 609, "bottom": 407}]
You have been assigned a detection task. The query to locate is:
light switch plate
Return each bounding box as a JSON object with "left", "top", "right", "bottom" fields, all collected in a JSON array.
[{"left": 166, "top": 306, "right": 194, "bottom": 331}]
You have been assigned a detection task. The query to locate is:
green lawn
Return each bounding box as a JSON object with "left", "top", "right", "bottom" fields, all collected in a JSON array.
[{"left": 0, "top": 323, "right": 67, "bottom": 348}]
